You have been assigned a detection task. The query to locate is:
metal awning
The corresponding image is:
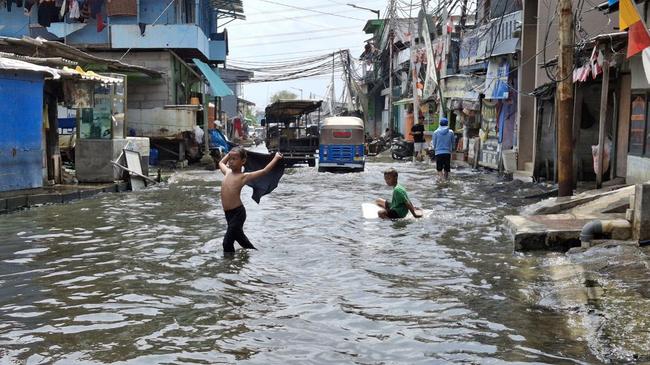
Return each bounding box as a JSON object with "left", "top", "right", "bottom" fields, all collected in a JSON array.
[
  {"left": 193, "top": 58, "right": 233, "bottom": 97},
  {"left": 487, "top": 38, "right": 520, "bottom": 58}
]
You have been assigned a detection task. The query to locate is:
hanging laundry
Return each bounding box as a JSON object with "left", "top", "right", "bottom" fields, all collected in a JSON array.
[
  {"left": 5, "top": 0, "right": 25, "bottom": 12},
  {"left": 80, "top": 1, "right": 90, "bottom": 20},
  {"left": 106, "top": 0, "right": 135, "bottom": 16},
  {"left": 89, "top": 0, "right": 103, "bottom": 18},
  {"left": 590, "top": 45, "right": 602, "bottom": 79},
  {"left": 59, "top": 0, "right": 67, "bottom": 18},
  {"left": 68, "top": 0, "right": 79, "bottom": 19},
  {"left": 138, "top": 22, "right": 146, "bottom": 36},
  {"left": 96, "top": 12, "right": 106, "bottom": 32},
  {"left": 37, "top": 0, "right": 58, "bottom": 27},
  {"left": 23, "top": 0, "right": 34, "bottom": 15}
]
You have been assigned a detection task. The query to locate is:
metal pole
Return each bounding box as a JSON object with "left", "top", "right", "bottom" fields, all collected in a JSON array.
[
  {"left": 596, "top": 56, "right": 610, "bottom": 189},
  {"left": 388, "top": 30, "right": 394, "bottom": 132},
  {"left": 557, "top": 0, "right": 574, "bottom": 197},
  {"left": 412, "top": 46, "right": 419, "bottom": 133},
  {"left": 200, "top": 82, "right": 213, "bottom": 166}
]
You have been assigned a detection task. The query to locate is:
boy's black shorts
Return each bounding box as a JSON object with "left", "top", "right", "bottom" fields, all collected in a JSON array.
[
  {"left": 384, "top": 202, "right": 401, "bottom": 219},
  {"left": 436, "top": 153, "right": 451, "bottom": 172}
]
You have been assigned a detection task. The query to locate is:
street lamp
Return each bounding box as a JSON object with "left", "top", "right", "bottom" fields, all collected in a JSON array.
[
  {"left": 346, "top": 3, "right": 380, "bottom": 19},
  {"left": 290, "top": 87, "right": 303, "bottom": 99}
]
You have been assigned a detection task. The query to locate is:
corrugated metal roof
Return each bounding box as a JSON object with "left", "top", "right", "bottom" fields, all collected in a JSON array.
[
  {"left": 0, "top": 57, "right": 61, "bottom": 79},
  {"left": 0, "top": 36, "right": 162, "bottom": 78},
  {"left": 213, "top": 0, "right": 245, "bottom": 20}
]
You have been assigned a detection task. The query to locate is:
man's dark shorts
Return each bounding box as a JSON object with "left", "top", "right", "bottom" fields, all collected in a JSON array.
[
  {"left": 436, "top": 153, "right": 451, "bottom": 172},
  {"left": 383, "top": 201, "right": 401, "bottom": 219}
]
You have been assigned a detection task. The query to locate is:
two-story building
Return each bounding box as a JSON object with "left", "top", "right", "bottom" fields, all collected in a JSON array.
[{"left": 0, "top": 0, "right": 244, "bottom": 163}]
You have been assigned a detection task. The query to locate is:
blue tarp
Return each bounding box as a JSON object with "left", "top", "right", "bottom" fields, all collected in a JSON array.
[
  {"left": 192, "top": 58, "right": 233, "bottom": 97},
  {"left": 209, "top": 129, "right": 234, "bottom": 152}
]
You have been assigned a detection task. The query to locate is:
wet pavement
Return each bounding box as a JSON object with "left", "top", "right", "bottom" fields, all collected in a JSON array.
[{"left": 1, "top": 157, "right": 649, "bottom": 364}]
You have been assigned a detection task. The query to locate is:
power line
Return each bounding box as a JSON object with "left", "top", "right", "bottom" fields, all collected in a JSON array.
[
  {"left": 245, "top": 0, "right": 381, "bottom": 16},
  {"left": 235, "top": 26, "right": 360, "bottom": 40},
  {"left": 229, "top": 45, "right": 362, "bottom": 59},
  {"left": 255, "top": 0, "right": 367, "bottom": 21},
  {"left": 236, "top": 32, "right": 362, "bottom": 48}
]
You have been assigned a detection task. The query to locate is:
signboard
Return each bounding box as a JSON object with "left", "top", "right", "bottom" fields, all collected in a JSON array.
[
  {"left": 629, "top": 94, "right": 646, "bottom": 155},
  {"left": 459, "top": 26, "right": 487, "bottom": 68},
  {"left": 440, "top": 76, "right": 482, "bottom": 100},
  {"left": 485, "top": 57, "right": 510, "bottom": 99},
  {"left": 479, "top": 100, "right": 500, "bottom": 169},
  {"left": 459, "top": 11, "right": 521, "bottom": 69}
]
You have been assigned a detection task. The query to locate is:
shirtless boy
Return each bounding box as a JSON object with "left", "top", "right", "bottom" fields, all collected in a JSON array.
[{"left": 218, "top": 147, "right": 283, "bottom": 253}]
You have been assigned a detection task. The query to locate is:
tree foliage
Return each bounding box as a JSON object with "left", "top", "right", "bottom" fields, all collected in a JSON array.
[{"left": 270, "top": 90, "right": 298, "bottom": 103}]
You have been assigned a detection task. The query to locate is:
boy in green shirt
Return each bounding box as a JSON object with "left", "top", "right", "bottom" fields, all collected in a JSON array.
[{"left": 375, "top": 168, "right": 422, "bottom": 219}]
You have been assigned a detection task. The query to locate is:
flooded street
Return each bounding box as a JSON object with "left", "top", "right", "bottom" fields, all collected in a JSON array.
[{"left": 1, "top": 159, "right": 649, "bottom": 364}]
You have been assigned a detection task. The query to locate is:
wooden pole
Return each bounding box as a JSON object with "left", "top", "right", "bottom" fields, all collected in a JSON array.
[
  {"left": 557, "top": 0, "right": 574, "bottom": 196},
  {"left": 596, "top": 56, "right": 610, "bottom": 189}
]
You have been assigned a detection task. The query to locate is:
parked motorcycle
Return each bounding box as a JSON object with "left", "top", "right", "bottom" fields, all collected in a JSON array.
[
  {"left": 390, "top": 137, "right": 414, "bottom": 160},
  {"left": 367, "top": 136, "right": 390, "bottom": 155}
]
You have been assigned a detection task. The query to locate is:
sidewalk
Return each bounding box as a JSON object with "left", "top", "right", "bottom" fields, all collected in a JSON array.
[{"left": 0, "top": 182, "right": 129, "bottom": 214}]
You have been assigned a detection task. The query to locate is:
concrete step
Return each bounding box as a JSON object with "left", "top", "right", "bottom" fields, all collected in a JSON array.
[
  {"left": 513, "top": 170, "right": 534, "bottom": 183},
  {"left": 505, "top": 213, "right": 630, "bottom": 251},
  {"left": 524, "top": 162, "right": 534, "bottom": 172}
]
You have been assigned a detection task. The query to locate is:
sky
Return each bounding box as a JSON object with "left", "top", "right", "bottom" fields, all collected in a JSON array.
[{"left": 225, "top": 0, "right": 392, "bottom": 112}]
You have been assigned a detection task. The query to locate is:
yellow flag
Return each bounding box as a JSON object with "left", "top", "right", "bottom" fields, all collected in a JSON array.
[{"left": 620, "top": 0, "right": 642, "bottom": 30}]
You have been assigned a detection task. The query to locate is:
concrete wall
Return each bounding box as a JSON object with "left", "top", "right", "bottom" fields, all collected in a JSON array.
[
  {"left": 0, "top": 6, "right": 38, "bottom": 38},
  {"left": 627, "top": 155, "right": 650, "bottom": 183},
  {"left": 517, "top": 0, "right": 538, "bottom": 170},
  {"left": 75, "top": 139, "right": 129, "bottom": 183},
  {"left": 0, "top": 71, "right": 44, "bottom": 192},
  {"left": 90, "top": 51, "right": 201, "bottom": 136},
  {"left": 92, "top": 51, "right": 174, "bottom": 109},
  {"left": 127, "top": 108, "right": 197, "bottom": 137},
  {"left": 534, "top": 0, "right": 615, "bottom": 89}
]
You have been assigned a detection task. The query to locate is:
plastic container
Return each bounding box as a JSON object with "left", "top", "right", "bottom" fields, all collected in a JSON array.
[
  {"left": 502, "top": 149, "right": 517, "bottom": 172},
  {"left": 149, "top": 148, "right": 159, "bottom": 166}
]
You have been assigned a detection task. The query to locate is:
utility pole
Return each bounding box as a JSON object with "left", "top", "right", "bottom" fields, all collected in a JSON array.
[
  {"left": 412, "top": 45, "right": 419, "bottom": 131},
  {"left": 458, "top": 0, "right": 468, "bottom": 74},
  {"left": 345, "top": 50, "right": 355, "bottom": 112},
  {"left": 557, "top": 0, "right": 574, "bottom": 197},
  {"left": 331, "top": 52, "right": 336, "bottom": 115},
  {"left": 388, "top": 32, "right": 394, "bottom": 132}
]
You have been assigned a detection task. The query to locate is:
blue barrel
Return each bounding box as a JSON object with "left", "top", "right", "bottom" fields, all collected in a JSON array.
[{"left": 149, "top": 148, "right": 159, "bottom": 166}]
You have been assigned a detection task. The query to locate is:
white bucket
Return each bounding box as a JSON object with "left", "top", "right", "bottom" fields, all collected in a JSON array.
[{"left": 502, "top": 149, "right": 518, "bottom": 173}]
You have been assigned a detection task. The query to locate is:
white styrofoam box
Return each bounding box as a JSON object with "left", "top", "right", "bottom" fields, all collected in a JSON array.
[{"left": 126, "top": 137, "right": 150, "bottom": 157}]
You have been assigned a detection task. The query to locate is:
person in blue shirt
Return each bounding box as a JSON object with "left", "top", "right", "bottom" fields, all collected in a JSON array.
[{"left": 431, "top": 117, "right": 455, "bottom": 181}]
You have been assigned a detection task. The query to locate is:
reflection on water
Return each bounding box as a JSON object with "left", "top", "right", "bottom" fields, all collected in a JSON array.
[{"left": 0, "top": 161, "right": 645, "bottom": 364}]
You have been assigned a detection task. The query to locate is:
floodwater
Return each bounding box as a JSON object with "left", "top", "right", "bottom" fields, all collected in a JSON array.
[{"left": 1, "top": 157, "right": 649, "bottom": 364}]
